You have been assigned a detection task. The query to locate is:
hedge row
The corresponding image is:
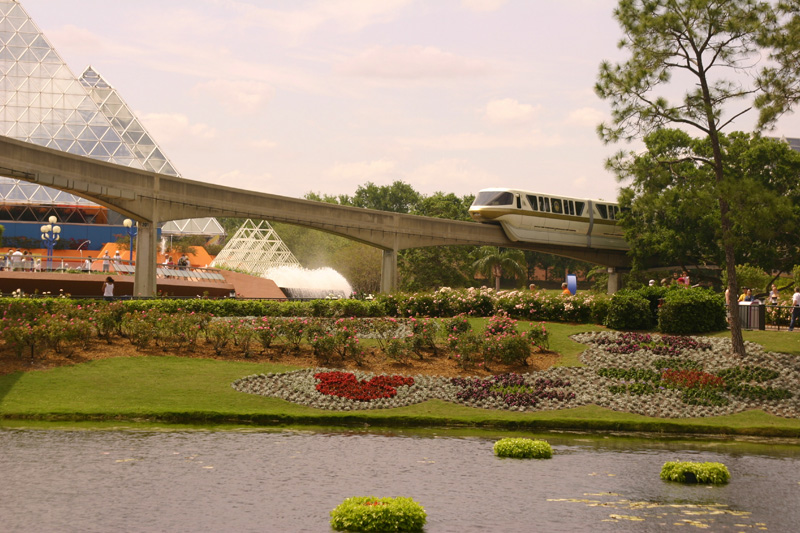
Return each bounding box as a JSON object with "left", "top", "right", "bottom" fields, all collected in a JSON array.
[{"left": 0, "top": 285, "right": 728, "bottom": 334}]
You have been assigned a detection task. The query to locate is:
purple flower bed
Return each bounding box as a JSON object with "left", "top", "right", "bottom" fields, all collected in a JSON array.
[{"left": 451, "top": 373, "right": 575, "bottom": 408}]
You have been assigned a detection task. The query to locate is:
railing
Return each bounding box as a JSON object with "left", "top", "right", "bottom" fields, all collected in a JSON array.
[
  {"left": 0, "top": 254, "right": 227, "bottom": 283},
  {"left": 763, "top": 304, "right": 798, "bottom": 331}
]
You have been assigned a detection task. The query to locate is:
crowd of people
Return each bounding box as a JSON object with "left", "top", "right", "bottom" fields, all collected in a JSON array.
[{"left": 1, "top": 249, "right": 41, "bottom": 272}]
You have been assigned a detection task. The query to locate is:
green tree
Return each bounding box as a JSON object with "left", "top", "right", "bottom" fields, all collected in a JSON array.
[
  {"left": 596, "top": 0, "right": 800, "bottom": 356},
  {"left": 615, "top": 131, "right": 800, "bottom": 280},
  {"left": 398, "top": 191, "right": 479, "bottom": 291},
  {"left": 352, "top": 181, "right": 421, "bottom": 213},
  {"left": 472, "top": 246, "right": 528, "bottom": 291}
]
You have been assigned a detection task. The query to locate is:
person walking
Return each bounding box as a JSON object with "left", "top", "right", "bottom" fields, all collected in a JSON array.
[
  {"left": 789, "top": 287, "right": 800, "bottom": 332},
  {"left": 102, "top": 251, "right": 111, "bottom": 272},
  {"left": 102, "top": 276, "right": 115, "bottom": 301}
]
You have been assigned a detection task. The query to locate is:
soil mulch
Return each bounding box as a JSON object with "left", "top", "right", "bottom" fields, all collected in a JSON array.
[{"left": 0, "top": 340, "right": 559, "bottom": 379}]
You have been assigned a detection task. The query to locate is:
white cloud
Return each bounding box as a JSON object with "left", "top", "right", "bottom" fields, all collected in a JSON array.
[
  {"left": 461, "top": 0, "right": 507, "bottom": 12},
  {"left": 485, "top": 98, "right": 540, "bottom": 125},
  {"left": 338, "top": 45, "right": 492, "bottom": 79},
  {"left": 250, "top": 138, "right": 278, "bottom": 149},
  {"left": 210, "top": 169, "right": 274, "bottom": 193},
  {"left": 213, "top": 0, "right": 416, "bottom": 39},
  {"left": 192, "top": 79, "right": 274, "bottom": 115},
  {"left": 326, "top": 159, "right": 398, "bottom": 181},
  {"left": 139, "top": 113, "right": 217, "bottom": 143},
  {"left": 406, "top": 158, "right": 497, "bottom": 194},
  {"left": 566, "top": 107, "right": 606, "bottom": 127},
  {"left": 398, "top": 131, "right": 562, "bottom": 151}
]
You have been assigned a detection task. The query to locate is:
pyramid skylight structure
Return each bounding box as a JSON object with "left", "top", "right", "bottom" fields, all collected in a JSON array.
[
  {"left": 0, "top": 1, "right": 141, "bottom": 165},
  {"left": 81, "top": 66, "right": 179, "bottom": 176},
  {"left": 161, "top": 217, "right": 226, "bottom": 237},
  {"left": 212, "top": 220, "right": 300, "bottom": 276}
]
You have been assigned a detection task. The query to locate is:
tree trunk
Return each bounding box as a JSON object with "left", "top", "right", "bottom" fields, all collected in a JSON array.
[
  {"left": 493, "top": 264, "right": 502, "bottom": 291},
  {"left": 698, "top": 62, "right": 746, "bottom": 358},
  {"left": 721, "top": 200, "right": 746, "bottom": 356}
]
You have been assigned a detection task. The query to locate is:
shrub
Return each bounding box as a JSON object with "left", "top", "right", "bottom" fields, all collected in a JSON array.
[
  {"left": 120, "top": 311, "right": 157, "bottom": 350},
  {"left": 275, "top": 317, "right": 309, "bottom": 350},
  {"left": 367, "top": 317, "right": 404, "bottom": 352},
  {"left": 448, "top": 330, "right": 485, "bottom": 369},
  {"left": 406, "top": 317, "right": 438, "bottom": 358},
  {"left": 493, "top": 437, "right": 552, "bottom": 459},
  {"left": 309, "top": 331, "right": 337, "bottom": 364},
  {"left": 636, "top": 285, "right": 671, "bottom": 325},
  {"left": 493, "top": 335, "right": 531, "bottom": 366},
  {"left": 442, "top": 313, "right": 471, "bottom": 337},
  {"left": 525, "top": 322, "right": 550, "bottom": 351},
  {"left": 204, "top": 319, "right": 234, "bottom": 355},
  {"left": 604, "top": 291, "right": 653, "bottom": 330},
  {"left": 330, "top": 496, "right": 426, "bottom": 532},
  {"left": 384, "top": 336, "right": 413, "bottom": 364},
  {"left": 590, "top": 295, "right": 611, "bottom": 325},
  {"left": 660, "top": 461, "right": 730, "bottom": 484},
  {"left": 658, "top": 288, "right": 727, "bottom": 334}
]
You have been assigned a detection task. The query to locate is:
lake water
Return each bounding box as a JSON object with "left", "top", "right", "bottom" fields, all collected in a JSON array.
[{"left": 1, "top": 427, "right": 798, "bottom": 532}]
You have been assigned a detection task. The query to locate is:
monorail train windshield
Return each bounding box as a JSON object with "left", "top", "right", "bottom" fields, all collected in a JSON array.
[{"left": 473, "top": 190, "right": 514, "bottom": 206}]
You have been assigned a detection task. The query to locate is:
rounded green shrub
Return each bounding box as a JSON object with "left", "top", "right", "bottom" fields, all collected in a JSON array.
[
  {"left": 658, "top": 288, "right": 727, "bottom": 334},
  {"left": 330, "top": 496, "right": 426, "bottom": 532},
  {"left": 660, "top": 461, "right": 730, "bottom": 484},
  {"left": 604, "top": 291, "right": 654, "bottom": 330},
  {"left": 493, "top": 437, "right": 553, "bottom": 459}
]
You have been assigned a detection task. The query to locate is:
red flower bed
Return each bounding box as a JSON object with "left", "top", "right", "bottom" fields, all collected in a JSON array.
[
  {"left": 661, "top": 369, "right": 725, "bottom": 390},
  {"left": 314, "top": 371, "right": 415, "bottom": 401}
]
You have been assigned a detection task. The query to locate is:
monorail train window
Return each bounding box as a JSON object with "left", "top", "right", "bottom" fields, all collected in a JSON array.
[
  {"left": 608, "top": 205, "right": 619, "bottom": 220},
  {"left": 539, "top": 196, "right": 550, "bottom": 212},
  {"left": 473, "top": 191, "right": 514, "bottom": 206},
  {"left": 526, "top": 195, "right": 538, "bottom": 211},
  {"left": 597, "top": 204, "right": 608, "bottom": 219},
  {"left": 567, "top": 200, "right": 575, "bottom": 215},
  {"left": 575, "top": 202, "right": 585, "bottom": 216},
  {"left": 551, "top": 198, "right": 562, "bottom": 214}
]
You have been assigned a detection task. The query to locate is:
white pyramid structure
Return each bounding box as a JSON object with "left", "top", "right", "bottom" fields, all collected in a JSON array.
[
  {"left": 161, "top": 217, "right": 226, "bottom": 237},
  {"left": 212, "top": 220, "right": 300, "bottom": 276}
]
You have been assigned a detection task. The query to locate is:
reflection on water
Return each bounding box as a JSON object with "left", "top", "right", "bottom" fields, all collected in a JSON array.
[{"left": 1, "top": 428, "right": 798, "bottom": 532}]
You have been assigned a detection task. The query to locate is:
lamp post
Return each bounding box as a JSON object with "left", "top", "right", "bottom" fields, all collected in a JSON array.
[
  {"left": 40, "top": 215, "right": 60, "bottom": 271},
  {"left": 123, "top": 219, "right": 137, "bottom": 263}
]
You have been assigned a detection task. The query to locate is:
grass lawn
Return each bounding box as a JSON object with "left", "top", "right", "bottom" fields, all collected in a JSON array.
[{"left": 1, "top": 322, "right": 799, "bottom": 437}]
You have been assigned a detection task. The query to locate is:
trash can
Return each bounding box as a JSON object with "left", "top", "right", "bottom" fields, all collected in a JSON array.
[{"left": 738, "top": 302, "right": 765, "bottom": 330}]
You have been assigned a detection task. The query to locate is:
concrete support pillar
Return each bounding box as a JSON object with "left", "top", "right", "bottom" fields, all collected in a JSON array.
[
  {"left": 607, "top": 267, "right": 620, "bottom": 294},
  {"left": 380, "top": 248, "right": 397, "bottom": 293},
  {"left": 133, "top": 220, "right": 158, "bottom": 297}
]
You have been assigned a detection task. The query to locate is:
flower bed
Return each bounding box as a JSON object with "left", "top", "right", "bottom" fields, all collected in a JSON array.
[
  {"left": 233, "top": 332, "right": 800, "bottom": 419},
  {"left": 314, "top": 371, "right": 415, "bottom": 402},
  {"left": 450, "top": 373, "right": 575, "bottom": 410}
]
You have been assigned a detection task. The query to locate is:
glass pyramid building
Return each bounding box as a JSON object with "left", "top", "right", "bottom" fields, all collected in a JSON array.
[
  {"left": 0, "top": 0, "right": 179, "bottom": 212},
  {"left": 0, "top": 0, "right": 302, "bottom": 272},
  {"left": 212, "top": 220, "right": 300, "bottom": 276}
]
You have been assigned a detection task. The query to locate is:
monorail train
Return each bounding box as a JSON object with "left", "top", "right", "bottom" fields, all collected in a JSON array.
[{"left": 469, "top": 188, "right": 629, "bottom": 251}]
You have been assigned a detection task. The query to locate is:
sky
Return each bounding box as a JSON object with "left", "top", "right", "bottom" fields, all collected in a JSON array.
[{"left": 19, "top": 0, "right": 800, "bottom": 203}]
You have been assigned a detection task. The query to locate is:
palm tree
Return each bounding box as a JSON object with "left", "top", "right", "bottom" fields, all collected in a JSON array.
[{"left": 471, "top": 246, "right": 527, "bottom": 291}]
